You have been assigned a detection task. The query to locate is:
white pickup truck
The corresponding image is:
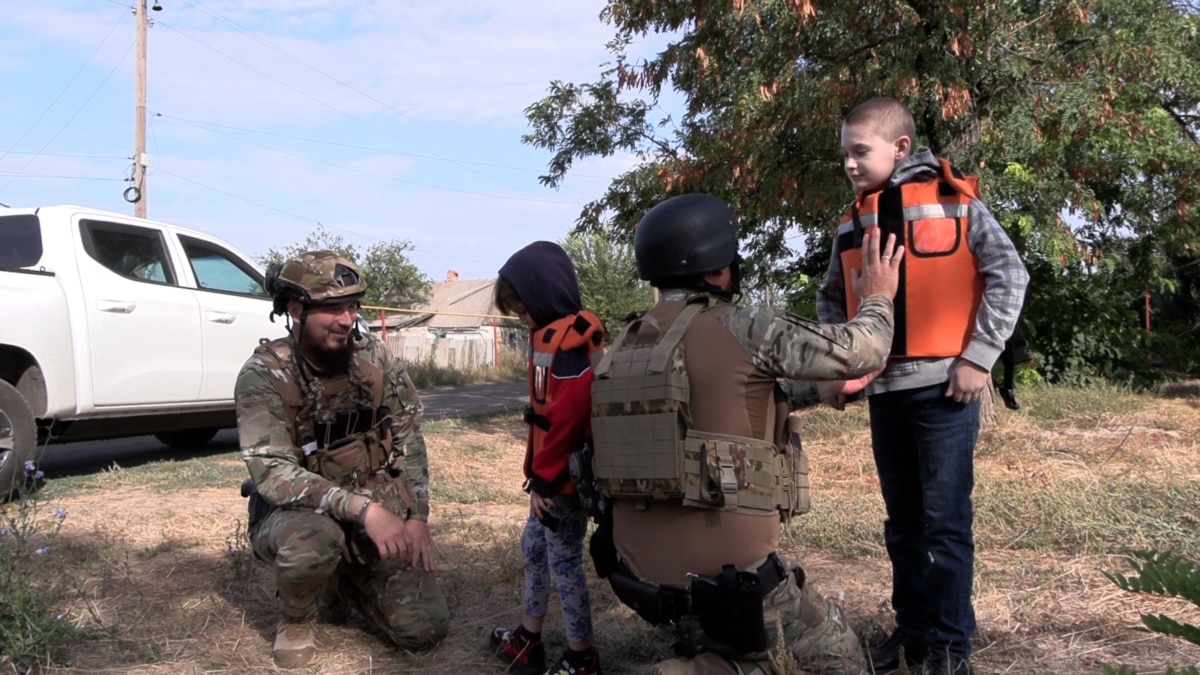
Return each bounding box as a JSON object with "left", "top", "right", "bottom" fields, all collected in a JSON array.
[{"left": 0, "top": 205, "right": 284, "bottom": 492}]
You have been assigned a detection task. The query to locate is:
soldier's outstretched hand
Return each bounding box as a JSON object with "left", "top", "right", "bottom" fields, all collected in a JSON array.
[{"left": 851, "top": 226, "right": 904, "bottom": 301}]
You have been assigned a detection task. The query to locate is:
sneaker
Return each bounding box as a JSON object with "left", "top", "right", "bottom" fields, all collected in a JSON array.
[
  {"left": 490, "top": 626, "right": 546, "bottom": 675},
  {"left": 918, "top": 649, "right": 974, "bottom": 674},
  {"left": 273, "top": 620, "right": 316, "bottom": 669},
  {"left": 545, "top": 647, "right": 603, "bottom": 675},
  {"left": 998, "top": 387, "right": 1020, "bottom": 411},
  {"left": 868, "top": 629, "right": 927, "bottom": 672}
]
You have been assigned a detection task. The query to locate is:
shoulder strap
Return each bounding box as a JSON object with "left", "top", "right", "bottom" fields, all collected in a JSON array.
[
  {"left": 255, "top": 339, "right": 306, "bottom": 411},
  {"left": 594, "top": 312, "right": 656, "bottom": 378},
  {"left": 646, "top": 300, "right": 707, "bottom": 374}
]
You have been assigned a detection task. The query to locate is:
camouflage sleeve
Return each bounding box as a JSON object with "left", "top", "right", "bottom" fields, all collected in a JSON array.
[
  {"left": 724, "top": 295, "right": 895, "bottom": 380},
  {"left": 236, "top": 355, "right": 356, "bottom": 521},
  {"left": 373, "top": 340, "right": 431, "bottom": 521}
]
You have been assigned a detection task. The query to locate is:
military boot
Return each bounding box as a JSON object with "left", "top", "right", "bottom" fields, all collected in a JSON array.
[{"left": 273, "top": 619, "right": 316, "bottom": 669}]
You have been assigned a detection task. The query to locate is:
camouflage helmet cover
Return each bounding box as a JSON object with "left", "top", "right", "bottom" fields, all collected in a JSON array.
[{"left": 265, "top": 251, "right": 367, "bottom": 310}]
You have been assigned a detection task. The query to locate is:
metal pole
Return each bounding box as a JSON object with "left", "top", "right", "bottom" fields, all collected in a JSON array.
[{"left": 134, "top": 0, "right": 148, "bottom": 218}]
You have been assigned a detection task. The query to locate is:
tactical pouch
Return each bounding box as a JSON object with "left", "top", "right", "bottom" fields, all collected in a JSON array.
[
  {"left": 682, "top": 430, "right": 783, "bottom": 516},
  {"left": 779, "top": 414, "right": 811, "bottom": 519},
  {"left": 311, "top": 435, "right": 373, "bottom": 488},
  {"left": 690, "top": 564, "right": 769, "bottom": 653}
]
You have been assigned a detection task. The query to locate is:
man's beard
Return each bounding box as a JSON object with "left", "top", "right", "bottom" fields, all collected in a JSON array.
[{"left": 300, "top": 331, "right": 355, "bottom": 374}]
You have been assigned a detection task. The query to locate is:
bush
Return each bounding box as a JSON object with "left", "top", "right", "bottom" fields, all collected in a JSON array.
[
  {"left": 0, "top": 462, "right": 89, "bottom": 670},
  {"left": 1102, "top": 550, "right": 1200, "bottom": 675}
]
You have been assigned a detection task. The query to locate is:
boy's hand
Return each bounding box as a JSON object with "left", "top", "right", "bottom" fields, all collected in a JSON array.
[
  {"left": 946, "top": 360, "right": 989, "bottom": 403},
  {"left": 851, "top": 227, "right": 904, "bottom": 301}
]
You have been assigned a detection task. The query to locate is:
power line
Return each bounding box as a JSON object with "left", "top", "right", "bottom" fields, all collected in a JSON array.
[
  {"left": 0, "top": 10, "right": 128, "bottom": 169},
  {"left": 0, "top": 40, "right": 135, "bottom": 198},
  {"left": 181, "top": 0, "right": 530, "bottom": 171},
  {"left": 152, "top": 15, "right": 599, "bottom": 201},
  {"left": 0, "top": 172, "right": 122, "bottom": 182},
  {"left": 157, "top": 113, "right": 614, "bottom": 179},
  {"left": 150, "top": 166, "right": 492, "bottom": 266},
  {"left": 162, "top": 114, "right": 586, "bottom": 206}
]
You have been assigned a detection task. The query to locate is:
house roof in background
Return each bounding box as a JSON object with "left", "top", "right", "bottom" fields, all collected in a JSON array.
[{"left": 373, "top": 278, "right": 508, "bottom": 329}]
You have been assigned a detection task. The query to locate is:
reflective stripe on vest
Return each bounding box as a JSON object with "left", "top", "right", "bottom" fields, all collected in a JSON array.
[{"left": 836, "top": 158, "right": 984, "bottom": 358}]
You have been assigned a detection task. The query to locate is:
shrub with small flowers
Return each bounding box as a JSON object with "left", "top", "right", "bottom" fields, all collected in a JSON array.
[{"left": 0, "top": 461, "right": 88, "bottom": 670}]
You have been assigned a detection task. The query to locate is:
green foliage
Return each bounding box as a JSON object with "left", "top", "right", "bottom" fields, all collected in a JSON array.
[
  {"left": 259, "top": 223, "right": 431, "bottom": 316},
  {"left": 559, "top": 231, "right": 654, "bottom": 335},
  {"left": 1102, "top": 550, "right": 1200, "bottom": 674},
  {"left": 0, "top": 464, "right": 89, "bottom": 669},
  {"left": 523, "top": 0, "right": 1200, "bottom": 384},
  {"left": 404, "top": 358, "right": 524, "bottom": 389}
]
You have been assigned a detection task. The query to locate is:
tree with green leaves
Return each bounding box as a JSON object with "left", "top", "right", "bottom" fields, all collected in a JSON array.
[
  {"left": 260, "top": 224, "right": 430, "bottom": 315},
  {"left": 560, "top": 231, "right": 654, "bottom": 334},
  {"left": 524, "top": 0, "right": 1200, "bottom": 384}
]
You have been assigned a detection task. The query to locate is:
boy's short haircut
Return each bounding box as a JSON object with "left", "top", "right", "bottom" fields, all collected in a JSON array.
[
  {"left": 493, "top": 275, "right": 523, "bottom": 317},
  {"left": 844, "top": 97, "right": 916, "bottom": 143}
]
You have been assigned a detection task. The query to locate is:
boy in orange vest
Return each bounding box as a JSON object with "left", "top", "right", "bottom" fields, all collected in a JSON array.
[
  {"left": 816, "top": 97, "right": 1028, "bottom": 675},
  {"left": 490, "top": 241, "right": 606, "bottom": 675}
]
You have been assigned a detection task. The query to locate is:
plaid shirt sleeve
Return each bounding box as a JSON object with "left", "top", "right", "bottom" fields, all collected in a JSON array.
[{"left": 962, "top": 199, "right": 1030, "bottom": 370}]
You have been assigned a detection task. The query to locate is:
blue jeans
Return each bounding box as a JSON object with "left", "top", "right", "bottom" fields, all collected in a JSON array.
[{"left": 868, "top": 382, "right": 978, "bottom": 658}]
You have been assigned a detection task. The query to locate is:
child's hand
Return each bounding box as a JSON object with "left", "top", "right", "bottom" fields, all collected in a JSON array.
[
  {"left": 852, "top": 226, "right": 904, "bottom": 301},
  {"left": 946, "top": 360, "right": 989, "bottom": 403}
]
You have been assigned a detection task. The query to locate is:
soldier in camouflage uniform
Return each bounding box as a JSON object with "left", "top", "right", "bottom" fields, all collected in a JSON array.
[
  {"left": 588, "top": 194, "right": 904, "bottom": 675},
  {"left": 236, "top": 251, "right": 448, "bottom": 669}
]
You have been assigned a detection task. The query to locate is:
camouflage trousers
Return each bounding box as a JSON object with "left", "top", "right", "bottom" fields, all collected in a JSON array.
[
  {"left": 658, "top": 555, "right": 867, "bottom": 675},
  {"left": 252, "top": 508, "right": 449, "bottom": 651}
]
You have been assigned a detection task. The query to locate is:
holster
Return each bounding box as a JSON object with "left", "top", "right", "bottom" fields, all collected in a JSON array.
[
  {"left": 689, "top": 553, "right": 787, "bottom": 653},
  {"left": 609, "top": 567, "right": 691, "bottom": 626}
]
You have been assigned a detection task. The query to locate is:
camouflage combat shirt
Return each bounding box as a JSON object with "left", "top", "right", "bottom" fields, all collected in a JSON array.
[
  {"left": 236, "top": 331, "right": 431, "bottom": 522},
  {"left": 661, "top": 289, "right": 895, "bottom": 380}
]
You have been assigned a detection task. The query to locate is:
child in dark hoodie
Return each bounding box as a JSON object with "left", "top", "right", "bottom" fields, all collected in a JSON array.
[{"left": 489, "top": 241, "right": 606, "bottom": 675}]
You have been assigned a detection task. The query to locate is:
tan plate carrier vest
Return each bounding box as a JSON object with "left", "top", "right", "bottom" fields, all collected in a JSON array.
[
  {"left": 591, "top": 299, "right": 810, "bottom": 519},
  {"left": 254, "top": 339, "right": 413, "bottom": 513}
]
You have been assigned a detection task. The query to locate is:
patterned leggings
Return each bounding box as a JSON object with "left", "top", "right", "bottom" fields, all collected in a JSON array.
[{"left": 521, "top": 492, "right": 593, "bottom": 643}]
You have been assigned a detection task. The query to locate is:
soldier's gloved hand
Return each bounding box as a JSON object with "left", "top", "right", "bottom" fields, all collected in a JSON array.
[{"left": 361, "top": 502, "right": 410, "bottom": 562}]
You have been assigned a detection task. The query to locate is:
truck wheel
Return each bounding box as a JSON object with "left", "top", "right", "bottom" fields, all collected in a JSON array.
[
  {"left": 154, "top": 427, "right": 220, "bottom": 448},
  {"left": 0, "top": 379, "right": 37, "bottom": 497}
]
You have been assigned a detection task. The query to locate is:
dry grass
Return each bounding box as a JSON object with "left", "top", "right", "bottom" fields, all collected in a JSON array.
[{"left": 20, "top": 384, "right": 1200, "bottom": 674}]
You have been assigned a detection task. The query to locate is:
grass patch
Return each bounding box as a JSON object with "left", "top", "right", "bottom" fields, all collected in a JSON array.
[
  {"left": 406, "top": 360, "right": 525, "bottom": 389},
  {"left": 6, "top": 381, "right": 1198, "bottom": 674}
]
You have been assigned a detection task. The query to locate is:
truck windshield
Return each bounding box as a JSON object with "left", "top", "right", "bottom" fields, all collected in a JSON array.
[{"left": 0, "top": 214, "right": 43, "bottom": 268}]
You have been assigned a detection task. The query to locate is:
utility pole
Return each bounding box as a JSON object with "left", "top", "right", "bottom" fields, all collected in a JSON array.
[{"left": 132, "top": 0, "right": 150, "bottom": 218}]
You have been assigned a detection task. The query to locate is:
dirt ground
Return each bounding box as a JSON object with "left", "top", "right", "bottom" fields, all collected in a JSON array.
[{"left": 30, "top": 386, "right": 1200, "bottom": 674}]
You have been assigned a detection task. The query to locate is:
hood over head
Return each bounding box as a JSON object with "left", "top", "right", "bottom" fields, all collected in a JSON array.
[{"left": 498, "top": 241, "right": 582, "bottom": 328}]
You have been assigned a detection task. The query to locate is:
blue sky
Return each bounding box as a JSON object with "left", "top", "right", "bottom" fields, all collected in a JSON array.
[{"left": 0, "top": 1, "right": 646, "bottom": 282}]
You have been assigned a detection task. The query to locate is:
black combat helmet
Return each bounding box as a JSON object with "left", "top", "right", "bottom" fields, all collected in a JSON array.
[
  {"left": 265, "top": 251, "right": 367, "bottom": 318},
  {"left": 633, "top": 193, "right": 740, "bottom": 284}
]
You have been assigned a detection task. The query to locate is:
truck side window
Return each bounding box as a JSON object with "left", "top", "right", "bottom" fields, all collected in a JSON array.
[
  {"left": 80, "top": 220, "right": 176, "bottom": 285},
  {"left": 0, "top": 214, "right": 44, "bottom": 268},
  {"left": 180, "top": 235, "right": 268, "bottom": 297}
]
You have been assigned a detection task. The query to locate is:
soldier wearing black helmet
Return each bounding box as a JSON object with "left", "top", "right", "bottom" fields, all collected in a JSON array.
[
  {"left": 236, "top": 251, "right": 448, "bottom": 669},
  {"left": 588, "top": 195, "right": 904, "bottom": 674}
]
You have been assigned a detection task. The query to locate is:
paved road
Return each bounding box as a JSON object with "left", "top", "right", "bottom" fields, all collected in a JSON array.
[{"left": 37, "top": 380, "right": 526, "bottom": 478}]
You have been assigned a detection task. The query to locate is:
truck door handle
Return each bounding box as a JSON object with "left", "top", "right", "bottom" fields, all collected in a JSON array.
[
  {"left": 205, "top": 311, "right": 236, "bottom": 324},
  {"left": 97, "top": 300, "right": 136, "bottom": 313}
]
